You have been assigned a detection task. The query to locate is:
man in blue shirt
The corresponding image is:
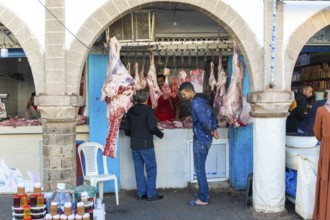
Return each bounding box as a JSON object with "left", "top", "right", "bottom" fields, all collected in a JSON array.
[
  {"left": 298, "top": 99, "right": 326, "bottom": 136},
  {"left": 179, "top": 82, "right": 219, "bottom": 206}
]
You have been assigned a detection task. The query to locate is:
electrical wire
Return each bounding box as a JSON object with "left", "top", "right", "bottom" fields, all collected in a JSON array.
[{"left": 36, "top": 0, "right": 90, "bottom": 49}]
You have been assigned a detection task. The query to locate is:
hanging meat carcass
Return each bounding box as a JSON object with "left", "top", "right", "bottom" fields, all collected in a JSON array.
[
  {"left": 101, "top": 36, "right": 135, "bottom": 158},
  {"left": 133, "top": 62, "right": 147, "bottom": 90},
  {"left": 177, "top": 68, "right": 190, "bottom": 87},
  {"left": 208, "top": 61, "right": 217, "bottom": 91},
  {"left": 162, "top": 68, "right": 172, "bottom": 99},
  {"left": 134, "top": 62, "right": 141, "bottom": 90},
  {"left": 139, "top": 64, "right": 147, "bottom": 89},
  {"left": 190, "top": 68, "right": 204, "bottom": 93},
  {"left": 146, "top": 53, "right": 162, "bottom": 109},
  {"left": 127, "top": 62, "right": 131, "bottom": 76},
  {"left": 171, "top": 77, "right": 177, "bottom": 98},
  {"left": 239, "top": 96, "right": 252, "bottom": 125},
  {"left": 220, "top": 44, "right": 246, "bottom": 127},
  {"left": 214, "top": 54, "right": 228, "bottom": 127}
]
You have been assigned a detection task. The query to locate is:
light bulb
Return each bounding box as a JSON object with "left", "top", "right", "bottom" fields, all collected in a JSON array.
[
  {"left": 173, "top": 19, "right": 177, "bottom": 26},
  {"left": 1, "top": 48, "right": 8, "bottom": 57}
]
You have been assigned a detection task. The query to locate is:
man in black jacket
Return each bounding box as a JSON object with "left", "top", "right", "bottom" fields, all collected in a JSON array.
[
  {"left": 286, "top": 85, "right": 313, "bottom": 133},
  {"left": 124, "top": 90, "right": 164, "bottom": 201}
]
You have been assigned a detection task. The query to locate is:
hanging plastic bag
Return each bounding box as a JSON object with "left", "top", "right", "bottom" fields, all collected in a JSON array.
[{"left": 0, "top": 158, "right": 24, "bottom": 193}]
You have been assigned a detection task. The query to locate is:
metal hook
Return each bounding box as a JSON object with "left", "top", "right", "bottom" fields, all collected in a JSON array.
[{"left": 196, "top": 46, "right": 199, "bottom": 68}]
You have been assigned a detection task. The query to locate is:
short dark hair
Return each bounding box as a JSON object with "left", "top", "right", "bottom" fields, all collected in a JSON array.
[
  {"left": 302, "top": 85, "right": 312, "bottom": 90},
  {"left": 134, "top": 90, "right": 149, "bottom": 104},
  {"left": 179, "top": 82, "right": 195, "bottom": 92},
  {"left": 157, "top": 74, "right": 165, "bottom": 80},
  {"left": 31, "top": 92, "right": 36, "bottom": 97}
]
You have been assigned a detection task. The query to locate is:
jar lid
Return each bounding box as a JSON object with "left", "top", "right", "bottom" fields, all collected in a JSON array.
[
  {"left": 57, "top": 183, "right": 66, "bottom": 190},
  {"left": 82, "top": 213, "right": 90, "bottom": 218},
  {"left": 45, "top": 214, "right": 52, "bottom": 220},
  {"left": 81, "top": 191, "right": 88, "bottom": 197},
  {"left": 64, "top": 202, "right": 72, "bottom": 207},
  {"left": 51, "top": 202, "right": 58, "bottom": 206},
  {"left": 77, "top": 201, "right": 84, "bottom": 207},
  {"left": 17, "top": 182, "right": 25, "bottom": 187},
  {"left": 68, "top": 215, "right": 75, "bottom": 220},
  {"left": 60, "top": 214, "right": 68, "bottom": 219},
  {"left": 34, "top": 182, "right": 41, "bottom": 188}
]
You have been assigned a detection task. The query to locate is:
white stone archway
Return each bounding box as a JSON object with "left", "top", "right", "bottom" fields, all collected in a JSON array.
[
  {"left": 284, "top": 7, "right": 330, "bottom": 91},
  {"left": 0, "top": 3, "right": 45, "bottom": 94},
  {"left": 65, "top": 0, "right": 262, "bottom": 95}
]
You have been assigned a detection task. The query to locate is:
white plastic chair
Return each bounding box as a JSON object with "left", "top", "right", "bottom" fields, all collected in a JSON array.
[{"left": 77, "top": 142, "right": 119, "bottom": 205}]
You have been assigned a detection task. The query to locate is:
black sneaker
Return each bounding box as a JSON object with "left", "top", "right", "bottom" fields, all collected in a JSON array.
[
  {"left": 137, "top": 194, "right": 147, "bottom": 200},
  {"left": 147, "top": 194, "right": 163, "bottom": 201}
]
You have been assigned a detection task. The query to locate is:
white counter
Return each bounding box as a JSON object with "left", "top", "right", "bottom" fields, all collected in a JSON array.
[
  {"left": 119, "top": 128, "right": 229, "bottom": 190},
  {"left": 0, "top": 125, "right": 89, "bottom": 180}
]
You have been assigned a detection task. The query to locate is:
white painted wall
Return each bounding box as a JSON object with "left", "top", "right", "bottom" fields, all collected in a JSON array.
[
  {"left": 0, "top": 125, "right": 89, "bottom": 183},
  {"left": 283, "top": 1, "right": 330, "bottom": 45},
  {"left": 223, "top": 0, "right": 264, "bottom": 45},
  {"left": 65, "top": 0, "right": 106, "bottom": 48}
]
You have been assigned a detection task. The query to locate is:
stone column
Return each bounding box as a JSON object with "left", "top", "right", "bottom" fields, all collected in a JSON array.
[
  {"left": 249, "top": 0, "right": 290, "bottom": 214},
  {"left": 41, "top": 107, "right": 76, "bottom": 190},
  {"left": 41, "top": 0, "right": 77, "bottom": 191},
  {"left": 248, "top": 91, "right": 293, "bottom": 214},
  {"left": 37, "top": 95, "right": 83, "bottom": 191}
]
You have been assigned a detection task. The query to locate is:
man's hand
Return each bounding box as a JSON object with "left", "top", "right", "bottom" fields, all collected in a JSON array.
[
  {"left": 105, "top": 96, "right": 111, "bottom": 104},
  {"left": 212, "top": 130, "right": 219, "bottom": 139}
]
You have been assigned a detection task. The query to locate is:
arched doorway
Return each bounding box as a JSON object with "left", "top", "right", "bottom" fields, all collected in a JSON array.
[{"left": 69, "top": 1, "right": 259, "bottom": 193}]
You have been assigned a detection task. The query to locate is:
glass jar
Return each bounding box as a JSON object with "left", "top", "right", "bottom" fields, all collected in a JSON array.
[
  {"left": 50, "top": 202, "right": 58, "bottom": 216},
  {"left": 13, "top": 194, "right": 20, "bottom": 208},
  {"left": 20, "top": 195, "right": 28, "bottom": 207},
  {"left": 64, "top": 202, "right": 72, "bottom": 216},
  {"left": 76, "top": 201, "right": 85, "bottom": 216},
  {"left": 29, "top": 194, "right": 37, "bottom": 207},
  {"left": 17, "top": 182, "right": 25, "bottom": 195},
  {"left": 23, "top": 205, "right": 31, "bottom": 218},
  {"left": 36, "top": 194, "right": 44, "bottom": 207},
  {"left": 33, "top": 182, "right": 42, "bottom": 195}
]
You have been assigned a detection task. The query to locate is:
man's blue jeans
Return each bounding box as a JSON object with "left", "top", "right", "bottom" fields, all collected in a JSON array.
[
  {"left": 132, "top": 148, "right": 157, "bottom": 197},
  {"left": 193, "top": 138, "right": 212, "bottom": 203}
]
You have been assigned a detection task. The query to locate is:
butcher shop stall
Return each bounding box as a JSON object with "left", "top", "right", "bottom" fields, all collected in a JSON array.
[
  {"left": 86, "top": 6, "right": 253, "bottom": 193},
  {"left": 0, "top": 5, "right": 253, "bottom": 194}
]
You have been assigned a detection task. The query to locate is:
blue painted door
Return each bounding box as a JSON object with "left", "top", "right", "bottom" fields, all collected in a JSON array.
[
  {"left": 227, "top": 55, "right": 253, "bottom": 190},
  {"left": 88, "top": 54, "right": 120, "bottom": 192}
]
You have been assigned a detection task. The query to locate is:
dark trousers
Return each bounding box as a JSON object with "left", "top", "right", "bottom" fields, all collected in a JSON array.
[{"left": 132, "top": 148, "right": 157, "bottom": 197}]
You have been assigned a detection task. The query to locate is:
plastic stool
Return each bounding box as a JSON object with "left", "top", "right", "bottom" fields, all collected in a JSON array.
[{"left": 245, "top": 173, "right": 253, "bottom": 207}]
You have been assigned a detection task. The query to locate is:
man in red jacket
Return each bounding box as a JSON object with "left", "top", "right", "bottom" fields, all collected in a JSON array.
[{"left": 152, "top": 74, "right": 180, "bottom": 121}]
